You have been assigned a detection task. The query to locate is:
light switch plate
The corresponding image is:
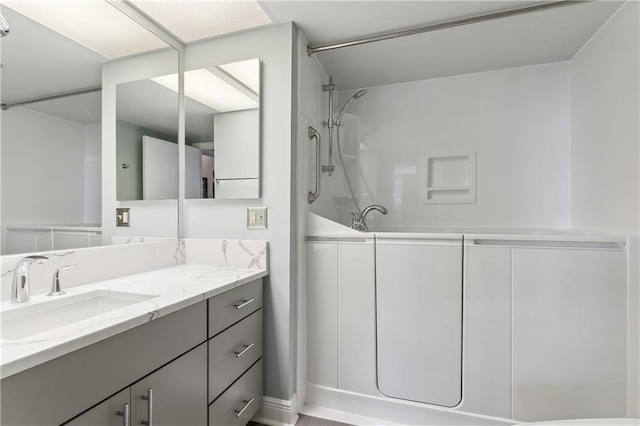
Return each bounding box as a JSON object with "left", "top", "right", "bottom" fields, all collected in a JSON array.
[
  {"left": 116, "top": 208, "right": 130, "bottom": 227},
  {"left": 247, "top": 207, "right": 267, "bottom": 230}
]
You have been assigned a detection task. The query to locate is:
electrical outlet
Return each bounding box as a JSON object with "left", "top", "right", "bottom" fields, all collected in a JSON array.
[
  {"left": 116, "top": 208, "right": 130, "bottom": 227},
  {"left": 247, "top": 207, "right": 267, "bottom": 230}
]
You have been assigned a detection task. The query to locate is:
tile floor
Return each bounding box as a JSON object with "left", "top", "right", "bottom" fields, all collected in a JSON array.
[{"left": 250, "top": 414, "right": 352, "bottom": 426}]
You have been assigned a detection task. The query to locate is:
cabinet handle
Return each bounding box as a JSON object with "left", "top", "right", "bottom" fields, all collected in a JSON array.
[
  {"left": 140, "top": 388, "right": 153, "bottom": 426},
  {"left": 234, "top": 299, "right": 254, "bottom": 310},
  {"left": 234, "top": 397, "right": 255, "bottom": 418},
  {"left": 234, "top": 342, "right": 255, "bottom": 358},
  {"left": 116, "top": 402, "right": 130, "bottom": 426}
]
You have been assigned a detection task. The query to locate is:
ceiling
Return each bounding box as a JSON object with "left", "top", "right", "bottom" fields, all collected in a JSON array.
[
  {"left": 0, "top": 1, "right": 625, "bottom": 124},
  {"left": 260, "top": 0, "right": 624, "bottom": 90}
]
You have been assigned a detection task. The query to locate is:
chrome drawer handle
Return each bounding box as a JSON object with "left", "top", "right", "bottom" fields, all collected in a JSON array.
[
  {"left": 140, "top": 388, "right": 153, "bottom": 426},
  {"left": 116, "top": 402, "right": 130, "bottom": 426},
  {"left": 234, "top": 397, "right": 255, "bottom": 418},
  {"left": 234, "top": 299, "right": 254, "bottom": 310},
  {"left": 234, "top": 342, "right": 255, "bottom": 358}
]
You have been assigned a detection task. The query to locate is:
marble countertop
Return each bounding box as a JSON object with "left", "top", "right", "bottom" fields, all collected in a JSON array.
[{"left": 0, "top": 264, "right": 267, "bottom": 379}]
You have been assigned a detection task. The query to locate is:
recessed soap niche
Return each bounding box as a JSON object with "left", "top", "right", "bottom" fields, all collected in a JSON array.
[{"left": 422, "top": 152, "right": 476, "bottom": 204}]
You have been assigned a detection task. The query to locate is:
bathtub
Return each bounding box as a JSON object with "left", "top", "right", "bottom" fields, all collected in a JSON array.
[{"left": 304, "top": 213, "right": 632, "bottom": 425}]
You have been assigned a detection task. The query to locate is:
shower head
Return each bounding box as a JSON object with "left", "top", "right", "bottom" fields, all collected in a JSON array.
[
  {"left": 0, "top": 13, "right": 9, "bottom": 37},
  {"left": 353, "top": 89, "right": 368, "bottom": 99},
  {"left": 336, "top": 89, "right": 367, "bottom": 125}
]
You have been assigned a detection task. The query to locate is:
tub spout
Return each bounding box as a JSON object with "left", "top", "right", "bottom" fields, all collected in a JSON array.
[{"left": 350, "top": 204, "right": 388, "bottom": 232}]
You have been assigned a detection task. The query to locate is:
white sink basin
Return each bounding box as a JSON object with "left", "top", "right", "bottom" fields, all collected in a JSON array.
[{"left": 1, "top": 290, "right": 155, "bottom": 341}]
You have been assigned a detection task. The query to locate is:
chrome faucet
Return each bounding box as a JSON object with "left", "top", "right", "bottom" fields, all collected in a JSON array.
[
  {"left": 47, "top": 264, "right": 76, "bottom": 297},
  {"left": 11, "top": 255, "right": 49, "bottom": 303},
  {"left": 350, "top": 204, "right": 389, "bottom": 232}
]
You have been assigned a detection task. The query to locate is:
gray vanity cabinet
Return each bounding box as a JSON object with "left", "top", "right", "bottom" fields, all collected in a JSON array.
[
  {"left": 66, "top": 341, "right": 207, "bottom": 426},
  {"left": 208, "top": 279, "right": 263, "bottom": 426},
  {"left": 1, "top": 279, "right": 264, "bottom": 426},
  {"left": 131, "top": 343, "right": 208, "bottom": 426},
  {"left": 65, "top": 389, "right": 131, "bottom": 426}
]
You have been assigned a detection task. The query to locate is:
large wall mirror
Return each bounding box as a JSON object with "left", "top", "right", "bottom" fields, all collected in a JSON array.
[
  {"left": 184, "top": 58, "right": 261, "bottom": 200},
  {"left": 0, "top": 2, "right": 178, "bottom": 255},
  {"left": 116, "top": 76, "right": 179, "bottom": 201}
]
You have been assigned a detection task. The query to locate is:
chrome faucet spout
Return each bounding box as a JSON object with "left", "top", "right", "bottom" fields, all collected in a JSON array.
[
  {"left": 350, "top": 204, "right": 389, "bottom": 232},
  {"left": 11, "top": 255, "right": 49, "bottom": 303},
  {"left": 362, "top": 204, "right": 389, "bottom": 217}
]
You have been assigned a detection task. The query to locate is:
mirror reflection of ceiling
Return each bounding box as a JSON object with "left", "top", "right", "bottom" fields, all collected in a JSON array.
[
  {"left": 119, "top": 59, "right": 260, "bottom": 143},
  {"left": 0, "top": 6, "right": 105, "bottom": 123},
  {"left": 1, "top": 0, "right": 271, "bottom": 125}
]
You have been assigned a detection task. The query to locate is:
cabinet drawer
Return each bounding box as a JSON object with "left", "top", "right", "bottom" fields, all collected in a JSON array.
[
  {"left": 209, "top": 360, "right": 263, "bottom": 426},
  {"left": 209, "top": 279, "right": 262, "bottom": 338},
  {"left": 209, "top": 310, "right": 263, "bottom": 402}
]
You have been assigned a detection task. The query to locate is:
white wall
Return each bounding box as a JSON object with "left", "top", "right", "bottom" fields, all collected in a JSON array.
[
  {"left": 183, "top": 23, "right": 297, "bottom": 403},
  {"left": 102, "top": 48, "right": 179, "bottom": 242},
  {"left": 335, "top": 62, "right": 572, "bottom": 229},
  {"left": 571, "top": 1, "right": 639, "bottom": 235},
  {"left": 296, "top": 30, "right": 332, "bottom": 409},
  {"left": 1, "top": 108, "right": 85, "bottom": 225},
  {"left": 570, "top": 1, "right": 640, "bottom": 416},
  {"left": 84, "top": 123, "right": 101, "bottom": 224}
]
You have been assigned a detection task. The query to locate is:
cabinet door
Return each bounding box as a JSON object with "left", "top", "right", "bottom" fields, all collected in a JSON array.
[
  {"left": 64, "top": 389, "right": 130, "bottom": 426},
  {"left": 512, "top": 248, "right": 627, "bottom": 422},
  {"left": 131, "top": 343, "right": 207, "bottom": 426},
  {"left": 376, "top": 237, "right": 463, "bottom": 407}
]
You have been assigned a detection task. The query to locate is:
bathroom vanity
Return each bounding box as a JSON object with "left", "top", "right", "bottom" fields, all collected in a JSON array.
[{"left": 0, "top": 240, "right": 268, "bottom": 426}]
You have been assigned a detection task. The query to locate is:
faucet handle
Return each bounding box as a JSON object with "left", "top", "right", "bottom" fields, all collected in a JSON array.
[{"left": 47, "top": 264, "right": 76, "bottom": 297}]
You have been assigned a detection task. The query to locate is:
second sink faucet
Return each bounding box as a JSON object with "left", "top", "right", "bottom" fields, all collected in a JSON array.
[
  {"left": 11, "top": 255, "right": 49, "bottom": 303},
  {"left": 350, "top": 204, "right": 389, "bottom": 232},
  {"left": 48, "top": 265, "right": 76, "bottom": 297}
]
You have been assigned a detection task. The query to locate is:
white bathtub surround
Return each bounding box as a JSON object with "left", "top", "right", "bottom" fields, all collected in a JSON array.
[
  {"left": 184, "top": 238, "right": 268, "bottom": 270},
  {"left": 0, "top": 239, "right": 268, "bottom": 379},
  {"left": 332, "top": 61, "right": 572, "bottom": 230},
  {"left": 305, "top": 214, "right": 629, "bottom": 425},
  {"left": 2, "top": 224, "right": 103, "bottom": 256}
]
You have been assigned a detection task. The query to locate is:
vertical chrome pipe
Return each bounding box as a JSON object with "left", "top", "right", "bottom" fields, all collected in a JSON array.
[
  {"left": 308, "top": 126, "right": 321, "bottom": 204},
  {"left": 322, "top": 77, "right": 335, "bottom": 176}
]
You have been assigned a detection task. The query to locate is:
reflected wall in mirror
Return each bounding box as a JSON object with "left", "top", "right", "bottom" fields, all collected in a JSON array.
[
  {"left": 0, "top": 2, "right": 177, "bottom": 255},
  {"left": 116, "top": 77, "right": 178, "bottom": 201},
  {"left": 183, "top": 58, "right": 261, "bottom": 200}
]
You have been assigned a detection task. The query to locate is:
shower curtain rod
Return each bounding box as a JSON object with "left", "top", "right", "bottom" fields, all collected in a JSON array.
[
  {"left": 307, "top": 0, "right": 588, "bottom": 56},
  {"left": 1, "top": 86, "right": 102, "bottom": 111}
]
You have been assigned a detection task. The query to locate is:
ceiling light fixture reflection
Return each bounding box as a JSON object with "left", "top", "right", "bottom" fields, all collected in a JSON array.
[
  {"left": 152, "top": 69, "right": 258, "bottom": 113},
  {"left": 219, "top": 58, "right": 260, "bottom": 94},
  {"left": 129, "top": 0, "right": 272, "bottom": 43},
  {"left": 3, "top": 1, "right": 166, "bottom": 58}
]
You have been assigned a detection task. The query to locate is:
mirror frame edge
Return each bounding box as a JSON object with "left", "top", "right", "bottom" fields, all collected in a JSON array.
[{"left": 105, "top": 1, "right": 186, "bottom": 241}]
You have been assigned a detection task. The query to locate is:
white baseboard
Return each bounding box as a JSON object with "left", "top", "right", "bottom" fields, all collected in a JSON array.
[
  {"left": 304, "top": 383, "right": 514, "bottom": 426},
  {"left": 253, "top": 394, "right": 300, "bottom": 426}
]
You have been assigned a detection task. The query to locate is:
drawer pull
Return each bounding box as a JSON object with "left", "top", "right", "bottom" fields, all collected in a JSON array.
[
  {"left": 234, "top": 299, "right": 255, "bottom": 310},
  {"left": 116, "top": 402, "right": 130, "bottom": 426},
  {"left": 234, "top": 397, "right": 255, "bottom": 418},
  {"left": 234, "top": 342, "right": 255, "bottom": 358},
  {"left": 140, "top": 388, "right": 153, "bottom": 426}
]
